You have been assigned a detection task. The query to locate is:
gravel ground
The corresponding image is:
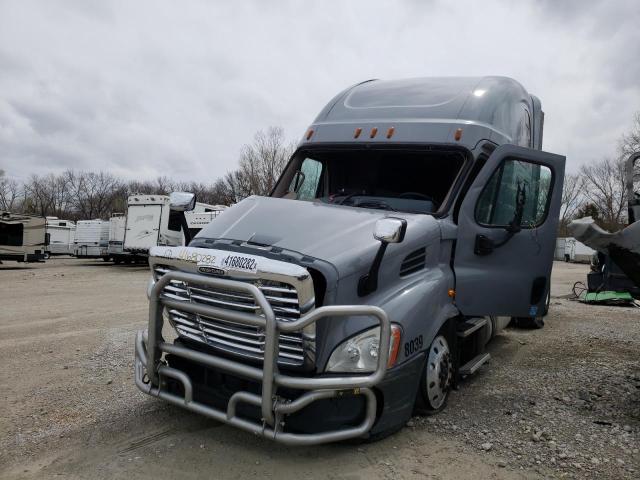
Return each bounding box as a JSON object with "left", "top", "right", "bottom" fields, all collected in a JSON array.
[{"left": 0, "top": 258, "right": 638, "bottom": 479}]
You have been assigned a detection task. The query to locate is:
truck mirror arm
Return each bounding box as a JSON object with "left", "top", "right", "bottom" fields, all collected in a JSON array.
[
  {"left": 180, "top": 213, "right": 192, "bottom": 245},
  {"left": 357, "top": 242, "right": 389, "bottom": 297}
]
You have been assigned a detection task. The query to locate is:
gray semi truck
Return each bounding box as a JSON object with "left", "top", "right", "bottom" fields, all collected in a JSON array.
[{"left": 134, "top": 76, "right": 566, "bottom": 445}]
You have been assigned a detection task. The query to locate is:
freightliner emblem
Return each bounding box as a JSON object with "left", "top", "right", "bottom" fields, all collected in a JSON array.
[{"left": 197, "top": 265, "right": 226, "bottom": 276}]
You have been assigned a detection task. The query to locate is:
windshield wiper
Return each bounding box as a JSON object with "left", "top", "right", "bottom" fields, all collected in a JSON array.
[{"left": 354, "top": 199, "right": 397, "bottom": 211}]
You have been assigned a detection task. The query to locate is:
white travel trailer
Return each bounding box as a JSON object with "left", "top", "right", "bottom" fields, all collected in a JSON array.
[
  {"left": 184, "top": 206, "right": 227, "bottom": 240},
  {"left": 107, "top": 213, "right": 137, "bottom": 263},
  {"left": 0, "top": 212, "right": 46, "bottom": 263},
  {"left": 45, "top": 217, "right": 76, "bottom": 256},
  {"left": 74, "top": 219, "right": 110, "bottom": 259},
  {"left": 123, "top": 195, "right": 221, "bottom": 255}
]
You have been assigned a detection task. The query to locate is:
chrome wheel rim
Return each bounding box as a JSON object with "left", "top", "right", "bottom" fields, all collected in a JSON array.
[{"left": 426, "top": 335, "right": 451, "bottom": 409}]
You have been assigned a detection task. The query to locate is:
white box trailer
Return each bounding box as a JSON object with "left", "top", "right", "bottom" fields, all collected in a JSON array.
[
  {"left": 555, "top": 237, "right": 595, "bottom": 263},
  {"left": 123, "top": 195, "right": 220, "bottom": 255},
  {"left": 73, "top": 219, "right": 110, "bottom": 259},
  {"left": 45, "top": 217, "right": 76, "bottom": 256},
  {"left": 0, "top": 211, "right": 47, "bottom": 263}
]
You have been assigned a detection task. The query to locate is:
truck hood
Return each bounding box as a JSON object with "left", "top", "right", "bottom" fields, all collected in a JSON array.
[{"left": 195, "top": 196, "right": 440, "bottom": 278}]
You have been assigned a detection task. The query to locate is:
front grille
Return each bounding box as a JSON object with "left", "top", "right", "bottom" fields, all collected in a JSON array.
[{"left": 154, "top": 265, "right": 308, "bottom": 367}]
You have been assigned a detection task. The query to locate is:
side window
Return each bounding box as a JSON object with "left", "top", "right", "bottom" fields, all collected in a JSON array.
[
  {"left": 475, "top": 159, "right": 552, "bottom": 228},
  {"left": 290, "top": 158, "right": 323, "bottom": 200},
  {"left": 167, "top": 210, "right": 182, "bottom": 232},
  {"left": 0, "top": 222, "right": 24, "bottom": 246}
]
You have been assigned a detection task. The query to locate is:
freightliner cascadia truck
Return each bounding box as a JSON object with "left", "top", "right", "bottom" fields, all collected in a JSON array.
[{"left": 135, "top": 77, "right": 566, "bottom": 445}]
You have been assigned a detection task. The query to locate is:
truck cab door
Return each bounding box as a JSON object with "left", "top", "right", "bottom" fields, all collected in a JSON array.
[{"left": 453, "top": 144, "right": 566, "bottom": 318}]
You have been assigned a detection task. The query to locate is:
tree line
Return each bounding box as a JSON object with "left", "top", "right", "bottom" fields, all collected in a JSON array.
[
  {"left": 0, "top": 126, "right": 295, "bottom": 221},
  {"left": 1, "top": 116, "right": 639, "bottom": 234}
]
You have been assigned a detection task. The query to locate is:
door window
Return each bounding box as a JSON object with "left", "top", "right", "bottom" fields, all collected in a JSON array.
[
  {"left": 475, "top": 159, "right": 552, "bottom": 227},
  {"left": 290, "top": 158, "right": 323, "bottom": 200}
]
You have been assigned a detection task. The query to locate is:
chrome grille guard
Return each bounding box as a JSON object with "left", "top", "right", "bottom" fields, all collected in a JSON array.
[{"left": 135, "top": 270, "right": 390, "bottom": 445}]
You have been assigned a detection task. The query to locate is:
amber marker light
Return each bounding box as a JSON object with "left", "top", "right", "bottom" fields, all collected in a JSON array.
[
  {"left": 306, "top": 129, "right": 314, "bottom": 140},
  {"left": 448, "top": 289, "right": 456, "bottom": 298},
  {"left": 370, "top": 127, "right": 378, "bottom": 138},
  {"left": 386, "top": 126, "right": 395, "bottom": 139},
  {"left": 387, "top": 324, "right": 403, "bottom": 368},
  {"left": 454, "top": 128, "right": 463, "bottom": 141},
  {"left": 354, "top": 127, "right": 362, "bottom": 139}
]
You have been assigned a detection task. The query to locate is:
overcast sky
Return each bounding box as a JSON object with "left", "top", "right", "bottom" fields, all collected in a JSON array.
[{"left": 1, "top": 0, "right": 638, "bottom": 182}]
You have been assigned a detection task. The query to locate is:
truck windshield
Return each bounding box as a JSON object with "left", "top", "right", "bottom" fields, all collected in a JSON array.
[{"left": 273, "top": 149, "right": 465, "bottom": 214}]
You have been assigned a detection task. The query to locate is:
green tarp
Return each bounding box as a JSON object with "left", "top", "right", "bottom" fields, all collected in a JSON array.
[{"left": 581, "top": 290, "right": 636, "bottom": 306}]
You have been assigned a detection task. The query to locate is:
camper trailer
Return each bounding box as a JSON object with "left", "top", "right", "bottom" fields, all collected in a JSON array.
[
  {"left": 107, "top": 213, "right": 137, "bottom": 264},
  {"left": 45, "top": 217, "right": 76, "bottom": 256},
  {"left": 0, "top": 212, "right": 47, "bottom": 262},
  {"left": 73, "top": 220, "right": 110, "bottom": 259},
  {"left": 135, "top": 77, "right": 565, "bottom": 444},
  {"left": 123, "top": 195, "right": 220, "bottom": 255},
  {"left": 184, "top": 206, "right": 227, "bottom": 240}
]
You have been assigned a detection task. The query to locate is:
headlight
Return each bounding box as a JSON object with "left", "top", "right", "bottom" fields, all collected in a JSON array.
[{"left": 326, "top": 324, "right": 402, "bottom": 373}]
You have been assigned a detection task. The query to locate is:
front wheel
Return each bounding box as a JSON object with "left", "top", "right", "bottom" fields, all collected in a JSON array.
[{"left": 414, "top": 333, "right": 454, "bottom": 415}]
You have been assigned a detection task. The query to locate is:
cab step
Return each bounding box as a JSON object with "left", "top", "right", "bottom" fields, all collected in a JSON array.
[
  {"left": 459, "top": 352, "right": 491, "bottom": 376},
  {"left": 457, "top": 317, "right": 488, "bottom": 338}
]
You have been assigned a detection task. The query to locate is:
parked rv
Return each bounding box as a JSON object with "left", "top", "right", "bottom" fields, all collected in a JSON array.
[
  {"left": 123, "top": 195, "right": 220, "bottom": 256},
  {"left": 74, "top": 220, "right": 110, "bottom": 259},
  {"left": 0, "top": 212, "right": 47, "bottom": 263},
  {"left": 45, "top": 217, "right": 76, "bottom": 256},
  {"left": 135, "top": 77, "right": 566, "bottom": 444},
  {"left": 107, "top": 213, "right": 138, "bottom": 264}
]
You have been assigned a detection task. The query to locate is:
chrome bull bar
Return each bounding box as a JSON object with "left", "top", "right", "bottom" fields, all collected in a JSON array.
[{"left": 135, "top": 270, "right": 390, "bottom": 445}]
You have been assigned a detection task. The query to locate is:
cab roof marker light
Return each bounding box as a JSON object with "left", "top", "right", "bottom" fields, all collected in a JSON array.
[
  {"left": 386, "top": 127, "right": 395, "bottom": 139},
  {"left": 370, "top": 127, "right": 378, "bottom": 139},
  {"left": 354, "top": 127, "right": 362, "bottom": 139},
  {"left": 306, "top": 129, "right": 314, "bottom": 140},
  {"left": 454, "top": 128, "right": 463, "bottom": 141}
]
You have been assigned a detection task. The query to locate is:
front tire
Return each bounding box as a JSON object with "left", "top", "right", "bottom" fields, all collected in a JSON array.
[{"left": 415, "top": 332, "right": 454, "bottom": 415}]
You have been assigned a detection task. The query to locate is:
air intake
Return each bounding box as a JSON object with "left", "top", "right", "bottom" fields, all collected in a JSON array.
[{"left": 400, "top": 248, "right": 426, "bottom": 276}]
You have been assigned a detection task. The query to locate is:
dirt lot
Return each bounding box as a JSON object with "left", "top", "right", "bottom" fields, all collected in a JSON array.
[{"left": 1, "top": 258, "right": 638, "bottom": 479}]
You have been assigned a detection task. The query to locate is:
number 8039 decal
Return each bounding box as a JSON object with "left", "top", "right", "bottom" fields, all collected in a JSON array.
[{"left": 404, "top": 334, "right": 423, "bottom": 356}]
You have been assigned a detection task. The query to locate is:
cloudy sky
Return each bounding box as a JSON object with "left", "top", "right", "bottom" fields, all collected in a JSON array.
[{"left": 1, "top": 0, "right": 638, "bottom": 182}]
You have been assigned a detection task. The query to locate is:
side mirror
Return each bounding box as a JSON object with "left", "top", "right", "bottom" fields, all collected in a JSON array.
[
  {"left": 374, "top": 217, "right": 407, "bottom": 244},
  {"left": 169, "top": 192, "right": 196, "bottom": 212},
  {"left": 359, "top": 217, "right": 407, "bottom": 297}
]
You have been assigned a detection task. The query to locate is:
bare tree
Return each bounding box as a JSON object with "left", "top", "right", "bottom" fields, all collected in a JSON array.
[
  {"left": 580, "top": 157, "right": 627, "bottom": 231},
  {"left": 67, "top": 171, "right": 122, "bottom": 220},
  {"left": 558, "top": 173, "right": 585, "bottom": 235},
  {"left": 619, "top": 111, "right": 640, "bottom": 159},
  {"left": 0, "top": 169, "right": 21, "bottom": 211},
  {"left": 237, "top": 127, "right": 295, "bottom": 197}
]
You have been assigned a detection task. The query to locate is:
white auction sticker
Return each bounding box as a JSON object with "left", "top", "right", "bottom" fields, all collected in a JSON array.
[{"left": 219, "top": 254, "right": 259, "bottom": 273}]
